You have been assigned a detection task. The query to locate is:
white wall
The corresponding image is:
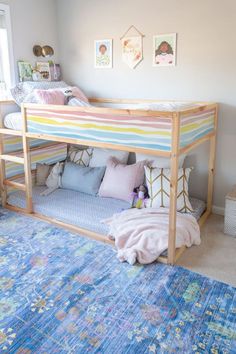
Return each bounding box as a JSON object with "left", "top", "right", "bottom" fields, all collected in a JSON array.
[
  {"left": 56, "top": 0, "right": 236, "bottom": 211},
  {"left": 1, "top": 0, "right": 59, "bottom": 82}
]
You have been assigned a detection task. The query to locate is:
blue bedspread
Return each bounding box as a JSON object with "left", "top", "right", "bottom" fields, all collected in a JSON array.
[{"left": 0, "top": 207, "right": 235, "bottom": 353}]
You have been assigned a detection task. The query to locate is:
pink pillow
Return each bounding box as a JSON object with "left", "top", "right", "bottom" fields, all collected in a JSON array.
[
  {"left": 34, "top": 89, "right": 65, "bottom": 105},
  {"left": 70, "top": 86, "right": 89, "bottom": 103},
  {"left": 99, "top": 157, "right": 146, "bottom": 202}
]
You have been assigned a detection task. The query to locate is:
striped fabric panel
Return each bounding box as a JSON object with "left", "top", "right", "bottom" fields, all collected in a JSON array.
[
  {"left": 5, "top": 143, "right": 67, "bottom": 178},
  {"left": 180, "top": 108, "right": 215, "bottom": 148},
  {"left": 26, "top": 108, "right": 173, "bottom": 152},
  {"left": 4, "top": 135, "right": 51, "bottom": 153}
]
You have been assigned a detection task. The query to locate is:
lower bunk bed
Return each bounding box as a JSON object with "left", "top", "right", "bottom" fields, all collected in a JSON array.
[{"left": 8, "top": 186, "right": 206, "bottom": 261}]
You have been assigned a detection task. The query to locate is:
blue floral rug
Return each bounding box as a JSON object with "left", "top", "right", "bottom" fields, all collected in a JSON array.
[{"left": 0, "top": 207, "right": 235, "bottom": 354}]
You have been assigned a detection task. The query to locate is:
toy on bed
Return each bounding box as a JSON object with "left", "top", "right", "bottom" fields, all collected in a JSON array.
[{"left": 131, "top": 185, "right": 149, "bottom": 209}]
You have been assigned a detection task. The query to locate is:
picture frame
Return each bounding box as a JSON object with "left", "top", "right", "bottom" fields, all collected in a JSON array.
[
  {"left": 18, "top": 61, "right": 33, "bottom": 82},
  {"left": 36, "top": 62, "right": 51, "bottom": 81},
  {"left": 94, "top": 39, "right": 113, "bottom": 69},
  {"left": 153, "top": 33, "right": 177, "bottom": 67}
]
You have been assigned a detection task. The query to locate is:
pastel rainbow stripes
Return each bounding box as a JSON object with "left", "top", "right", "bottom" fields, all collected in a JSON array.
[
  {"left": 25, "top": 106, "right": 215, "bottom": 153},
  {"left": 6, "top": 143, "right": 67, "bottom": 178}
]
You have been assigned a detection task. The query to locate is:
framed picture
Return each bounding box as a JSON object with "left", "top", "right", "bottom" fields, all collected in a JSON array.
[
  {"left": 36, "top": 62, "right": 51, "bottom": 81},
  {"left": 94, "top": 39, "right": 113, "bottom": 69},
  {"left": 49, "top": 63, "right": 62, "bottom": 81},
  {"left": 18, "top": 61, "right": 33, "bottom": 81},
  {"left": 153, "top": 33, "right": 177, "bottom": 67},
  {"left": 121, "top": 36, "right": 143, "bottom": 69}
]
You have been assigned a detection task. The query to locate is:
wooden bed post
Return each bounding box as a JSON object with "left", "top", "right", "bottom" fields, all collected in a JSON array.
[
  {"left": 0, "top": 104, "right": 7, "bottom": 207},
  {"left": 206, "top": 106, "right": 218, "bottom": 214},
  {"left": 168, "top": 112, "right": 180, "bottom": 265},
  {"left": 22, "top": 105, "right": 33, "bottom": 213}
]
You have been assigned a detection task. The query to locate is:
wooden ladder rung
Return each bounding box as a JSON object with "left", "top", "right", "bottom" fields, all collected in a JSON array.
[
  {"left": 0, "top": 128, "right": 22, "bottom": 136},
  {"left": 0, "top": 155, "right": 24, "bottom": 164},
  {"left": 3, "top": 180, "right": 26, "bottom": 191}
]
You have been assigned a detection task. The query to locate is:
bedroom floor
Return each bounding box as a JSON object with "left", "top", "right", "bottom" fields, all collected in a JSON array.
[{"left": 177, "top": 214, "right": 236, "bottom": 287}]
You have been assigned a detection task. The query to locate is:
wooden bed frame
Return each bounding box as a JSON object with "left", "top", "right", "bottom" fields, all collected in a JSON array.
[{"left": 0, "top": 98, "right": 218, "bottom": 265}]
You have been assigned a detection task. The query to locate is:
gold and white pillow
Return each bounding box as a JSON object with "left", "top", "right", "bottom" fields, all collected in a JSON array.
[
  {"left": 145, "top": 166, "right": 193, "bottom": 213},
  {"left": 68, "top": 146, "right": 93, "bottom": 167}
]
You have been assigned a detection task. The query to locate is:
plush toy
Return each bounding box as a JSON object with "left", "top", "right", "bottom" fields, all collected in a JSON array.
[
  {"left": 131, "top": 185, "right": 149, "bottom": 209},
  {"left": 64, "top": 89, "right": 75, "bottom": 104}
]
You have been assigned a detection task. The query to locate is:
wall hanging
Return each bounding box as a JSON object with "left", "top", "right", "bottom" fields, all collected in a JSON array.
[
  {"left": 153, "top": 33, "right": 177, "bottom": 67},
  {"left": 94, "top": 39, "right": 113, "bottom": 69},
  {"left": 120, "top": 25, "right": 144, "bottom": 69}
]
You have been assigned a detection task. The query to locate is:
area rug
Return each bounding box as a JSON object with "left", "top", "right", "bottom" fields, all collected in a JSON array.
[{"left": 0, "top": 207, "right": 235, "bottom": 354}]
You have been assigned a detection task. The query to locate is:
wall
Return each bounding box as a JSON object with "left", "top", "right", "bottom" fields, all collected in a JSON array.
[
  {"left": 1, "top": 0, "right": 59, "bottom": 82},
  {"left": 56, "top": 0, "right": 236, "bottom": 211}
]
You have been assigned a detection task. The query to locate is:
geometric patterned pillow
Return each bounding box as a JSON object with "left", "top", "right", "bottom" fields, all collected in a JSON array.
[
  {"left": 144, "top": 166, "right": 193, "bottom": 213},
  {"left": 67, "top": 146, "right": 93, "bottom": 167}
]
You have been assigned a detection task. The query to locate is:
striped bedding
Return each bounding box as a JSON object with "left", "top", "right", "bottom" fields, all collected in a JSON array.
[
  {"left": 4, "top": 135, "right": 51, "bottom": 153},
  {"left": 5, "top": 143, "right": 67, "bottom": 178},
  {"left": 25, "top": 104, "right": 215, "bottom": 153}
]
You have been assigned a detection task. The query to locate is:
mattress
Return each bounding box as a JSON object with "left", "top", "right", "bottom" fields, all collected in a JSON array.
[
  {"left": 8, "top": 187, "right": 206, "bottom": 235},
  {"left": 4, "top": 111, "right": 22, "bottom": 130}
]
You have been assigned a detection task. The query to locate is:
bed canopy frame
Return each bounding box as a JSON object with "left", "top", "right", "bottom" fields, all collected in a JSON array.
[{"left": 0, "top": 98, "right": 218, "bottom": 265}]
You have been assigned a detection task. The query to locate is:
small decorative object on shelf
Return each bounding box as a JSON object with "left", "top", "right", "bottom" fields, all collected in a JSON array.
[
  {"left": 36, "top": 62, "right": 51, "bottom": 81},
  {"left": 18, "top": 61, "right": 33, "bottom": 81},
  {"left": 224, "top": 185, "right": 236, "bottom": 237}
]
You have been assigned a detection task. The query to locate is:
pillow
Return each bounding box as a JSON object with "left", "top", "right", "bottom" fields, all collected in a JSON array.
[
  {"left": 67, "top": 146, "right": 93, "bottom": 167},
  {"left": 98, "top": 158, "right": 146, "bottom": 202},
  {"left": 10, "top": 81, "right": 68, "bottom": 106},
  {"left": 136, "top": 153, "right": 186, "bottom": 168},
  {"left": 36, "top": 163, "right": 52, "bottom": 186},
  {"left": 46, "top": 162, "right": 64, "bottom": 189},
  {"left": 67, "top": 97, "right": 91, "bottom": 107},
  {"left": 89, "top": 148, "right": 129, "bottom": 167},
  {"left": 144, "top": 166, "right": 193, "bottom": 212},
  {"left": 34, "top": 89, "right": 65, "bottom": 105},
  {"left": 61, "top": 162, "right": 105, "bottom": 196}
]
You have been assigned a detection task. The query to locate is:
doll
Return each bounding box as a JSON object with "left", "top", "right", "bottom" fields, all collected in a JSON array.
[{"left": 131, "top": 185, "right": 149, "bottom": 209}]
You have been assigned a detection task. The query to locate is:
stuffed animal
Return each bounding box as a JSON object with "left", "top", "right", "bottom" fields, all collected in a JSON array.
[{"left": 131, "top": 185, "right": 149, "bottom": 209}]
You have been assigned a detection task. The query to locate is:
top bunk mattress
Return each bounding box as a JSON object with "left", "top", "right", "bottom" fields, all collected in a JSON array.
[{"left": 4, "top": 112, "right": 22, "bottom": 130}]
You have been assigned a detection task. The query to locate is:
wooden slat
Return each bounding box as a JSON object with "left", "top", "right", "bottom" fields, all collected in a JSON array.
[
  {"left": 22, "top": 106, "right": 33, "bottom": 213},
  {"left": 168, "top": 112, "right": 180, "bottom": 265},
  {"left": 0, "top": 128, "right": 22, "bottom": 136},
  {"left": 0, "top": 154, "right": 24, "bottom": 164},
  {"left": 3, "top": 179, "right": 26, "bottom": 191}
]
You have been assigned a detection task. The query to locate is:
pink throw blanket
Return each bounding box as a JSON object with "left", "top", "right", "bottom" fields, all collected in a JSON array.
[{"left": 103, "top": 208, "right": 201, "bottom": 265}]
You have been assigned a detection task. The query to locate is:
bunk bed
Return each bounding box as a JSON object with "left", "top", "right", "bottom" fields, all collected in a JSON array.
[{"left": 0, "top": 98, "right": 218, "bottom": 264}]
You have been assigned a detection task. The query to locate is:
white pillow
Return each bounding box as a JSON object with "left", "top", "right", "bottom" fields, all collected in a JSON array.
[
  {"left": 89, "top": 148, "right": 129, "bottom": 167},
  {"left": 136, "top": 153, "right": 186, "bottom": 168},
  {"left": 145, "top": 166, "right": 193, "bottom": 213}
]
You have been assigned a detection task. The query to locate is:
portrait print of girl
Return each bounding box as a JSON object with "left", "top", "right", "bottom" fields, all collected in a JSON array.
[
  {"left": 94, "top": 39, "right": 113, "bottom": 69},
  {"left": 153, "top": 33, "right": 177, "bottom": 67}
]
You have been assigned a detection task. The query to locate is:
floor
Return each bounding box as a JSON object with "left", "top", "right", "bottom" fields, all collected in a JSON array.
[{"left": 177, "top": 214, "right": 236, "bottom": 287}]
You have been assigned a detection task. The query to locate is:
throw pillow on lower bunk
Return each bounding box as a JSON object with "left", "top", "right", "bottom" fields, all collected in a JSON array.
[
  {"left": 61, "top": 162, "right": 106, "bottom": 196},
  {"left": 89, "top": 148, "right": 129, "bottom": 167},
  {"left": 36, "top": 163, "right": 52, "bottom": 186},
  {"left": 67, "top": 146, "right": 93, "bottom": 167},
  {"left": 136, "top": 153, "right": 186, "bottom": 168},
  {"left": 98, "top": 157, "right": 146, "bottom": 202},
  {"left": 144, "top": 166, "right": 193, "bottom": 213}
]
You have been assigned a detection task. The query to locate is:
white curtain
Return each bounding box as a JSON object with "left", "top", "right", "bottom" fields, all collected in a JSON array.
[{"left": 0, "top": 10, "right": 10, "bottom": 90}]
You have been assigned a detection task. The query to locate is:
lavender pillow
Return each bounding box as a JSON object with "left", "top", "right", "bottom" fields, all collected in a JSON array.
[{"left": 98, "top": 157, "right": 146, "bottom": 202}]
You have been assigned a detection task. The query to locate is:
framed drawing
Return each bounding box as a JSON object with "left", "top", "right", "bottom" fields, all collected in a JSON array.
[
  {"left": 36, "top": 62, "right": 51, "bottom": 81},
  {"left": 153, "top": 33, "right": 177, "bottom": 67},
  {"left": 94, "top": 39, "right": 113, "bottom": 69},
  {"left": 121, "top": 36, "right": 143, "bottom": 69},
  {"left": 18, "top": 61, "right": 33, "bottom": 81}
]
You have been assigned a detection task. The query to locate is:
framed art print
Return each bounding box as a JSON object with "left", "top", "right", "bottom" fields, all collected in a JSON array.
[
  {"left": 153, "top": 33, "right": 177, "bottom": 67},
  {"left": 94, "top": 39, "right": 113, "bottom": 69},
  {"left": 18, "top": 61, "right": 33, "bottom": 81},
  {"left": 36, "top": 62, "right": 51, "bottom": 81}
]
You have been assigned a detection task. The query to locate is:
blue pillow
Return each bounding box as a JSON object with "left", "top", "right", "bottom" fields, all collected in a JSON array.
[{"left": 61, "top": 162, "right": 106, "bottom": 196}]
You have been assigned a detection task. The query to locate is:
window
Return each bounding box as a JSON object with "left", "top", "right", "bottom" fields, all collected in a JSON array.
[{"left": 0, "top": 4, "right": 15, "bottom": 94}]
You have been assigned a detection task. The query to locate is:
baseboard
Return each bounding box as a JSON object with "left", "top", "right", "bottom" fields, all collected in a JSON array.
[{"left": 212, "top": 205, "right": 225, "bottom": 216}]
